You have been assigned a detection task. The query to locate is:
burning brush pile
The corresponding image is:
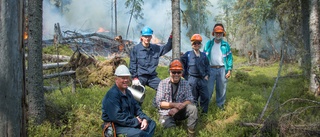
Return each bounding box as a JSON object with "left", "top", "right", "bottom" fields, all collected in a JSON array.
[
  {"left": 44, "top": 23, "right": 171, "bottom": 88},
  {"left": 43, "top": 23, "right": 135, "bottom": 58}
]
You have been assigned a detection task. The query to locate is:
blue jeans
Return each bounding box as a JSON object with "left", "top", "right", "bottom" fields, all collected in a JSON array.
[
  {"left": 207, "top": 67, "right": 227, "bottom": 107},
  {"left": 116, "top": 120, "right": 156, "bottom": 137}
]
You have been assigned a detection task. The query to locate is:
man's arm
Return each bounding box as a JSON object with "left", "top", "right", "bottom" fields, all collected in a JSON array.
[
  {"left": 159, "top": 36, "right": 173, "bottom": 56},
  {"left": 226, "top": 43, "right": 233, "bottom": 71},
  {"left": 160, "top": 100, "right": 191, "bottom": 110},
  {"left": 105, "top": 91, "right": 140, "bottom": 127}
]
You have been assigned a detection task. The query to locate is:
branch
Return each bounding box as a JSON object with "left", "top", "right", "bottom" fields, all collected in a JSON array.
[{"left": 257, "top": 48, "right": 284, "bottom": 122}]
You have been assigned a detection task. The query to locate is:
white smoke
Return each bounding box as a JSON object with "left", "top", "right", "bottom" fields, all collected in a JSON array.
[{"left": 43, "top": 0, "right": 221, "bottom": 52}]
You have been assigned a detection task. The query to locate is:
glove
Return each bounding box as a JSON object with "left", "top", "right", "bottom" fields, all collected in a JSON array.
[{"left": 132, "top": 78, "right": 141, "bottom": 86}]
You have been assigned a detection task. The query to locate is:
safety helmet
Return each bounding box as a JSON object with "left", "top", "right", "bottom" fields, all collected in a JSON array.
[
  {"left": 212, "top": 23, "right": 226, "bottom": 36},
  {"left": 214, "top": 26, "right": 224, "bottom": 32},
  {"left": 169, "top": 59, "right": 183, "bottom": 71},
  {"left": 114, "top": 65, "right": 131, "bottom": 76},
  {"left": 141, "top": 26, "right": 153, "bottom": 36},
  {"left": 190, "top": 34, "right": 202, "bottom": 42}
]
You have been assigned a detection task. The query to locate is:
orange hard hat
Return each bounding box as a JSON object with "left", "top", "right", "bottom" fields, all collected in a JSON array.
[
  {"left": 169, "top": 60, "right": 183, "bottom": 71},
  {"left": 190, "top": 34, "right": 202, "bottom": 42},
  {"left": 214, "top": 26, "right": 224, "bottom": 33}
]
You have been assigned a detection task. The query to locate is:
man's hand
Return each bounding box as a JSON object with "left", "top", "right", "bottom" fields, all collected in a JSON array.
[
  {"left": 204, "top": 75, "right": 208, "bottom": 80},
  {"left": 168, "top": 108, "right": 179, "bottom": 116},
  {"left": 140, "top": 119, "right": 148, "bottom": 130},
  {"left": 132, "top": 78, "right": 141, "bottom": 86},
  {"left": 136, "top": 116, "right": 142, "bottom": 124},
  {"left": 171, "top": 103, "right": 186, "bottom": 110},
  {"left": 176, "top": 103, "right": 186, "bottom": 110},
  {"left": 225, "top": 71, "right": 231, "bottom": 79}
]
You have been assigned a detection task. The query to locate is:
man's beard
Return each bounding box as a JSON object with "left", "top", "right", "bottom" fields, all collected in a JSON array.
[{"left": 215, "top": 36, "right": 222, "bottom": 40}]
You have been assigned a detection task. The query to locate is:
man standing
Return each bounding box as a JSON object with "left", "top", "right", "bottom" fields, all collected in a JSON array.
[
  {"left": 181, "top": 34, "right": 210, "bottom": 113},
  {"left": 204, "top": 23, "right": 233, "bottom": 110},
  {"left": 155, "top": 59, "right": 198, "bottom": 137},
  {"left": 101, "top": 65, "right": 156, "bottom": 137},
  {"left": 129, "top": 26, "right": 172, "bottom": 91}
]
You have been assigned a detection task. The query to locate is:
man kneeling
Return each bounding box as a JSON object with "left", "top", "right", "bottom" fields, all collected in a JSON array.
[
  {"left": 101, "top": 65, "right": 156, "bottom": 137},
  {"left": 155, "top": 59, "right": 198, "bottom": 137}
]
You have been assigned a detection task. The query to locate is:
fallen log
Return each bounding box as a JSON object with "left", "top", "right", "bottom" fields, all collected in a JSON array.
[
  {"left": 43, "top": 54, "right": 70, "bottom": 62},
  {"left": 43, "top": 70, "right": 75, "bottom": 79},
  {"left": 43, "top": 62, "right": 68, "bottom": 70}
]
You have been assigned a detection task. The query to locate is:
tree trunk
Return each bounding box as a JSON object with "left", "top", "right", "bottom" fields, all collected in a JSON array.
[
  {"left": 172, "top": 0, "right": 181, "bottom": 59},
  {"left": 26, "top": 0, "right": 46, "bottom": 124},
  {"left": 114, "top": 0, "right": 117, "bottom": 36},
  {"left": 301, "top": 0, "right": 311, "bottom": 77},
  {"left": 309, "top": 0, "right": 320, "bottom": 96},
  {"left": 126, "top": 0, "right": 135, "bottom": 39},
  {"left": 0, "top": 0, "right": 25, "bottom": 136}
]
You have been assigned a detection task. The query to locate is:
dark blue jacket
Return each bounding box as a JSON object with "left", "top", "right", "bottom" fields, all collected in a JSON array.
[
  {"left": 129, "top": 38, "right": 172, "bottom": 78},
  {"left": 181, "top": 50, "right": 210, "bottom": 79},
  {"left": 101, "top": 84, "right": 151, "bottom": 127}
]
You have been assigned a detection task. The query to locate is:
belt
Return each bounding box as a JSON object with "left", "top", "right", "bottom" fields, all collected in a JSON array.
[
  {"left": 210, "top": 65, "right": 224, "bottom": 68},
  {"left": 189, "top": 75, "right": 203, "bottom": 78}
]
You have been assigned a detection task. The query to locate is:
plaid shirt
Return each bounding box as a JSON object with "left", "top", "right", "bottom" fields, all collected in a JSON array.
[{"left": 155, "top": 77, "right": 194, "bottom": 116}]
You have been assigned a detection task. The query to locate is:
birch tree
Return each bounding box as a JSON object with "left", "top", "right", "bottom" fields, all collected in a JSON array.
[{"left": 309, "top": 0, "right": 320, "bottom": 96}]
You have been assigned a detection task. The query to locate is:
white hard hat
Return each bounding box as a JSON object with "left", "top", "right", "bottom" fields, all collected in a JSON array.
[{"left": 114, "top": 65, "right": 131, "bottom": 76}]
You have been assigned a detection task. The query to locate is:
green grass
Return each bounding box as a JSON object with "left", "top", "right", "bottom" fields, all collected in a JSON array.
[
  {"left": 43, "top": 44, "right": 74, "bottom": 56},
  {"left": 29, "top": 56, "right": 320, "bottom": 137}
]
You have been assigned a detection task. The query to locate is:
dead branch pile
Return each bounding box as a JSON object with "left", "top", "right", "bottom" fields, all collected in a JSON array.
[
  {"left": 277, "top": 98, "right": 320, "bottom": 136},
  {"left": 249, "top": 98, "right": 320, "bottom": 136},
  {"left": 43, "top": 28, "right": 136, "bottom": 57},
  {"left": 63, "top": 50, "right": 127, "bottom": 88}
]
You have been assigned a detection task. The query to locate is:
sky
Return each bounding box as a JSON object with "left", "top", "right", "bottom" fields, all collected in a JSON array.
[{"left": 43, "top": 0, "right": 221, "bottom": 52}]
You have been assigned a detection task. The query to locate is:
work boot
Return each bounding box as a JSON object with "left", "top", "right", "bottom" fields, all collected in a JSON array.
[{"left": 188, "top": 128, "right": 195, "bottom": 137}]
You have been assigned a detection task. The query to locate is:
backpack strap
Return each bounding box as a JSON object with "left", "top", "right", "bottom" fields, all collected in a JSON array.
[{"left": 102, "top": 122, "right": 116, "bottom": 137}]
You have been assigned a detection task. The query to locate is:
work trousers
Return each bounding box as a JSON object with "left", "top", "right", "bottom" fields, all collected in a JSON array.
[
  {"left": 138, "top": 74, "right": 161, "bottom": 91},
  {"left": 188, "top": 76, "right": 209, "bottom": 113},
  {"left": 159, "top": 104, "right": 198, "bottom": 129},
  {"left": 115, "top": 120, "right": 156, "bottom": 137}
]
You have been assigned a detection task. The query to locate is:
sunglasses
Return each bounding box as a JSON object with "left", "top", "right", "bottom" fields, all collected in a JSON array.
[
  {"left": 192, "top": 42, "right": 201, "bottom": 45},
  {"left": 171, "top": 71, "right": 182, "bottom": 74}
]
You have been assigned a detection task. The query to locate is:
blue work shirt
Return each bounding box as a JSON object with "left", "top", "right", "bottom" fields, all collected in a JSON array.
[
  {"left": 129, "top": 38, "right": 172, "bottom": 78},
  {"left": 181, "top": 50, "right": 210, "bottom": 78},
  {"left": 101, "top": 84, "right": 151, "bottom": 128}
]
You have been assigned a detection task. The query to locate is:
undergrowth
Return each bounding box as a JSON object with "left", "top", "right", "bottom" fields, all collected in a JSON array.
[{"left": 28, "top": 55, "right": 320, "bottom": 137}]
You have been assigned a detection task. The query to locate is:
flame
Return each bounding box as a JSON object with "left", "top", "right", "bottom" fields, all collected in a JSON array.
[
  {"left": 97, "top": 27, "right": 109, "bottom": 33},
  {"left": 24, "top": 17, "right": 28, "bottom": 40},
  {"left": 24, "top": 31, "right": 28, "bottom": 40}
]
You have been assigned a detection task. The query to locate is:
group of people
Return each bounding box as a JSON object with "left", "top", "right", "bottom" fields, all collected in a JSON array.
[{"left": 101, "top": 23, "right": 233, "bottom": 137}]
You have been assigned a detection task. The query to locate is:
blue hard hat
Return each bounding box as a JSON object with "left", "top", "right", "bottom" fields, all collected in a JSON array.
[{"left": 141, "top": 27, "right": 153, "bottom": 36}]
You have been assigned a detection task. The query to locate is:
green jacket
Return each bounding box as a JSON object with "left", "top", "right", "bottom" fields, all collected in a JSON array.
[{"left": 203, "top": 38, "right": 233, "bottom": 73}]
